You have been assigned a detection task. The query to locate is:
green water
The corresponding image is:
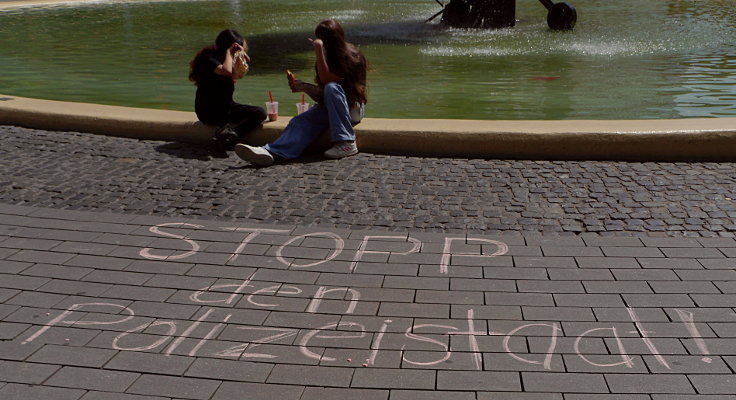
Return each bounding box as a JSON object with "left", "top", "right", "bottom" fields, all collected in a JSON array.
[{"left": 1, "top": 0, "right": 735, "bottom": 119}]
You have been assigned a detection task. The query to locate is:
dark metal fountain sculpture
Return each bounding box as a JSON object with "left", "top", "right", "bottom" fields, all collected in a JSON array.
[{"left": 428, "top": 0, "right": 577, "bottom": 30}]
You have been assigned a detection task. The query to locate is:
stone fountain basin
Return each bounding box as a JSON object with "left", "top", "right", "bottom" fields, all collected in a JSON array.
[{"left": 2, "top": 95, "right": 735, "bottom": 162}]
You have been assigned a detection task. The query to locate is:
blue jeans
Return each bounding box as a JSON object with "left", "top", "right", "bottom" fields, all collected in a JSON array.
[{"left": 265, "top": 82, "right": 361, "bottom": 160}]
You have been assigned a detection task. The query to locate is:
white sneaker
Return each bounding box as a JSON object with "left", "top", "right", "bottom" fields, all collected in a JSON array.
[
  {"left": 234, "top": 144, "right": 274, "bottom": 166},
  {"left": 324, "top": 141, "right": 358, "bottom": 159}
]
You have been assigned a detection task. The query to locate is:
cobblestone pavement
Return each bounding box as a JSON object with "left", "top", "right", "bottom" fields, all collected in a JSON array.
[
  {"left": 1, "top": 204, "right": 736, "bottom": 399},
  {"left": 2, "top": 126, "right": 736, "bottom": 237}
]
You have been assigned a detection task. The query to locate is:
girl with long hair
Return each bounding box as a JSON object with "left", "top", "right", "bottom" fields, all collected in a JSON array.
[
  {"left": 234, "top": 19, "right": 367, "bottom": 166},
  {"left": 189, "top": 29, "right": 266, "bottom": 150}
]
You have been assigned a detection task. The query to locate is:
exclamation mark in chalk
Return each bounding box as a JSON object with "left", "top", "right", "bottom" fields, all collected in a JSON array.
[{"left": 675, "top": 309, "right": 712, "bottom": 363}]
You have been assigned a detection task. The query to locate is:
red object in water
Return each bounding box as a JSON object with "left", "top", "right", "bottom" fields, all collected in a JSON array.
[{"left": 533, "top": 76, "right": 560, "bottom": 81}]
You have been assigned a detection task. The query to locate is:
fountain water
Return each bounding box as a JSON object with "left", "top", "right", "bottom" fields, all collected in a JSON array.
[
  {"left": 433, "top": 0, "right": 576, "bottom": 31},
  {"left": 0, "top": 0, "right": 734, "bottom": 120}
]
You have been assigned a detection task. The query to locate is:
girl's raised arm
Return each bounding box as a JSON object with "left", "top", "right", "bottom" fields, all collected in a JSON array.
[
  {"left": 310, "top": 38, "right": 342, "bottom": 83},
  {"left": 214, "top": 42, "right": 243, "bottom": 78}
]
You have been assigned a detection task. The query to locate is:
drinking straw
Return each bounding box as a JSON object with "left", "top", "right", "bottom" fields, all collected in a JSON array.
[
  {"left": 268, "top": 90, "right": 274, "bottom": 103},
  {"left": 301, "top": 93, "right": 305, "bottom": 104}
]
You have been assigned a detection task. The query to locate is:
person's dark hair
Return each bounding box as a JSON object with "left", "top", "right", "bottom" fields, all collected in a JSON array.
[
  {"left": 189, "top": 29, "right": 245, "bottom": 85},
  {"left": 314, "top": 19, "right": 367, "bottom": 105}
]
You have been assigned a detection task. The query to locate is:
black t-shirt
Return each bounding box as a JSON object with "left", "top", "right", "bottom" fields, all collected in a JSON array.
[{"left": 194, "top": 52, "right": 235, "bottom": 125}]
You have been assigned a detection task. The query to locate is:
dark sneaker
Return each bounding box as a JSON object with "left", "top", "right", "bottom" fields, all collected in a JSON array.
[
  {"left": 214, "top": 124, "right": 238, "bottom": 144},
  {"left": 208, "top": 139, "right": 229, "bottom": 158}
]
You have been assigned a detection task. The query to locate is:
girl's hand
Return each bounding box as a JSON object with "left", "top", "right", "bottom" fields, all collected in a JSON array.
[
  {"left": 308, "top": 38, "right": 323, "bottom": 49},
  {"left": 289, "top": 79, "right": 305, "bottom": 93},
  {"left": 229, "top": 42, "right": 244, "bottom": 54}
]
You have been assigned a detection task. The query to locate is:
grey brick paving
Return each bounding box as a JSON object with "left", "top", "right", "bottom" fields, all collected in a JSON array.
[
  {"left": 352, "top": 368, "right": 436, "bottom": 389},
  {"left": 390, "top": 390, "right": 475, "bottom": 400},
  {"left": 22, "top": 263, "right": 94, "bottom": 280},
  {"left": 104, "top": 351, "right": 194, "bottom": 375},
  {"left": 651, "top": 396, "right": 736, "bottom": 400},
  {"left": 478, "top": 394, "right": 563, "bottom": 400},
  {"left": 0, "top": 273, "right": 51, "bottom": 290},
  {"left": 126, "top": 374, "right": 221, "bottom": 399},
  {"left": 605, "top": 373, "right": 696, "bottom": 394},
  {"left": 28, "top": 343, "right": 117, "bottom": 367},
  {"left": 0, "top": 383, "right": 86, "bottom": 400},
  {"left": 1, "top": 133, "right": 736, "bottom": 399},
  {"left": 688, "top": 375, "right": 736, "bottom": 394},
  {"left": 45, "top": 365, "right": 140, "bottom": 391},
  {"left": 0, "top": 322, "right": 29, "bottom": 339},
  {"left": 0, "top": 360, "right": 61, "bottom": 383},
  {"left": 521, "top": 372, "right": 608, "bottom": 393},
  {"left": 302, "top": 386, "right": 388, "bottom": 400},
  {"left": 268, "top": 364, "right": 354, "bottom": 387},
  {"left": 0, "top": 289, "right": 21, "bottom": 302},
  {"left": 184, "top": 357, "right": 273, "bottom": 382},
  {"left": 211, "top": 382, "right": 304, "bottom": 400},
  {"left": 80, "top": 392, "right": 170, "bottom": 400},
  {"left": 437, "top": 370, "right": 521, "bottom": 391},
  {"left": 565, "top": 396, "right": 647, "bottom": 400}
]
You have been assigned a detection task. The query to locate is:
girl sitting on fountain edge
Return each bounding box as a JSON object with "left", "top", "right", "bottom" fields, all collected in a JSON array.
[
  {"left": 234, "top": 19, "right": 368, "bottom": 166},
  {"left": 189, "top": 29, "right": 267, "bottom": 153}
]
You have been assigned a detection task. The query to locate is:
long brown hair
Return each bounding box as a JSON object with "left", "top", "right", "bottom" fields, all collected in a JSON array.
[{"left": 315, "top": 19, "right": 367, "bottom": 105}]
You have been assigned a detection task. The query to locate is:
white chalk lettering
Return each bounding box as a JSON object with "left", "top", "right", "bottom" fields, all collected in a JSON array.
[
  {"left": 189, "top": 314, "right": 231, "bottom": 357},
  {"left": 574, "top": 327, "right": 634, "bottom": 368},
  {"left": 367, "top": 319, "right": 392, "bottom": 366},
  {"left": 220, "top": 227, "right": 291, "bottom": 264},
  {"left": 277, "top": 232, "right": 344, "bottom": 268},
  {"left": 299, "top": 322, "right": 366, "bottom": 362},
  {"left": 402, "top": 324, "right": 456, "bottom": 366},
  {"left": 627, "top": 307, "right": 670, "bottom": 369},
  {"left": 190, "top": 270, "right": 257, "bottom": 305},
  {"left": 246, "top": 284, "right": 281, "bottom": 308},
  {"left": 448, "top": 309, "right": 484, "bottom": 370},
  {"left": 502, "top": 323, "right": 560, "bottom": 370},
  {"left": 307, "top": 286, "right": 360, "bottom": 314},
  {"left": 440, "top": 237, "right": 509, "bottom": 274},
  {"left": 113, "top": 320, "right": 176, "bottom": 351},
  {"left": 139, "top": 223, "right": 203, "bottom": 260},
  {"left": 229, "top": 327, "right": 298, "bottom": 359},
  {"left": 164, "top": 308, "right": 214, "bottom": 355},
  {"left": 246, "top": 284, "right": 304, "bottom": 308},
  {"left": 675, "top": 309, "right": 712, "bottom": 363},
  {"left": 351, "top": 236, "right": 421, "bottom": 273},
  {"left": 23, "top": 302, "right": 135, "bottom": 344}
]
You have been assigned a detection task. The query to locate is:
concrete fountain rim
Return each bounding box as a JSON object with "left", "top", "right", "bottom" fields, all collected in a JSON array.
[{"left": 2, "top": 0, "right": 735, "bottom": 161}]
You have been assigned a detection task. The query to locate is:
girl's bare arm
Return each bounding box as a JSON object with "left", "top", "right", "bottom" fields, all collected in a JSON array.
[
  {"left": 290, "top": 80, "right": 324, "bottom": 104},
  {"left": 214, "top": 43, "right": 242, "bottom": 77},
  {"left": 310, "top": 38, "right": 342, "bottom": 83}
]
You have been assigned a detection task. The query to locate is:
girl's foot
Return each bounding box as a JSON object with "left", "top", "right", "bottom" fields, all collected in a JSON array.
[
  {"left": 234, "top": 144, "right": 275, "bottom": 166},
  {"left": 214, "top": 124, "right": 238, "bottom": 145},
  {"left": 324, "top": 141, "right": 358, "bottom": 159}
]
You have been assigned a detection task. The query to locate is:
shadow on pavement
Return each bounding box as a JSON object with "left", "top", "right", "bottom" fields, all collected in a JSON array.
[{"left": 154, "top": 142, "right": 223, "bottom": 161}]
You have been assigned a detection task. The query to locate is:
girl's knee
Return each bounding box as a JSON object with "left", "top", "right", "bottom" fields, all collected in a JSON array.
[
  {"left": 286, "top": 110, "right": 312, "bottom": 127},
  {"left": 255, "top": 106, "right": 267, "bottom": 122},
  {"left": 324, "top": 82, "right": 345, "bottom": 97}
]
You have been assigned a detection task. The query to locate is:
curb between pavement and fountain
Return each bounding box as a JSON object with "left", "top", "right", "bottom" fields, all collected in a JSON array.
[{"left": 2, "top": 94, "right": 736, "bottom": 162}]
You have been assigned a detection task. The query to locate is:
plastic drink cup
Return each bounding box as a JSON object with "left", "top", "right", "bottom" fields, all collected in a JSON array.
[
  {"left": 265, "top": 101, "right": 278, "bottom": 121},
  {"left": 296, "top": 102, "right": 309, "bottom": 115}
]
